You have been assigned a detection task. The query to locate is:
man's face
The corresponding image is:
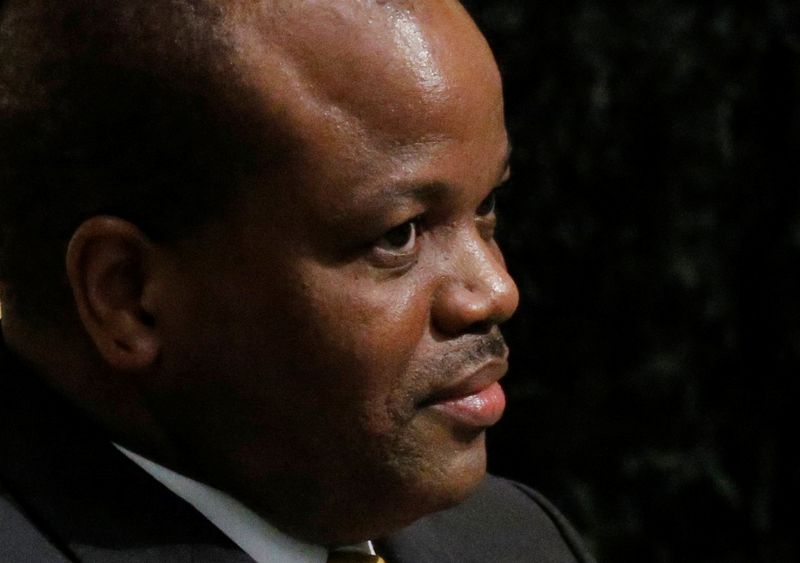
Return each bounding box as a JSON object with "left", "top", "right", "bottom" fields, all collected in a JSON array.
[{"left": 146, "top": 1, "right": 518, "bottom": 543}]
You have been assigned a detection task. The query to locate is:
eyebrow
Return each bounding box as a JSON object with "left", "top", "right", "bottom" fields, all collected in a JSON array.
[
  {"left": 384, "top": 181, "right": 449, "bottom": 204},
  {"left": 377, "top": 142, "right": 514, "bottom": 204}
]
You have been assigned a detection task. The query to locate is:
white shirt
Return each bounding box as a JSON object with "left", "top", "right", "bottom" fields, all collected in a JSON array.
[{"left": 115, "top": 446, "right": 376, "bottom": 563}]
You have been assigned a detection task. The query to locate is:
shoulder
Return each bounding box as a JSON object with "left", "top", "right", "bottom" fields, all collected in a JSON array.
[
  {"left": 376, "top": 475, "right": 596, "bottom": 563},
  {"left": 0, "top": 485, "right": 72, "bottom": 562}
]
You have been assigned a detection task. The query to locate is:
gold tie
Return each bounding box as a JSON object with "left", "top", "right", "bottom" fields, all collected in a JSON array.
[{"left": 327, "top": 552, "right": 386, "bottom": 563}]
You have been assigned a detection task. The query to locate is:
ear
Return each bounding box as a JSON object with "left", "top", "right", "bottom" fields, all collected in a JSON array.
[{"left": 66, "top": 216, "right": 160, "bottom": 371}]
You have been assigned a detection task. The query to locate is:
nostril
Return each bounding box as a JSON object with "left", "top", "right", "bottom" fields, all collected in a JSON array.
[{"left": 466, "top": 320, "right": 492, "bottom": 335}]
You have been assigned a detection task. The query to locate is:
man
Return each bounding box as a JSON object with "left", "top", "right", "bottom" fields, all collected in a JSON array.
[{"left": 0, "top": 1, "right": 595, "bottom": 561}]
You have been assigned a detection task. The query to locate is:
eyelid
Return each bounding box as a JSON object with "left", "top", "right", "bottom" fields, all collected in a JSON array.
[
  {"left": 368, "top": 217, "right": 422, "bottom": 270},
  {"left": 477, "top": 180, "right": 510, "bottom": 217},
  {"left": 374, "top": 219, "right": 418, "bottom": 253},
  {"left": 500, "top": 165, "right": 512, "bottom": 184},
  {"left": 476, "top": 190, "right": 497, "bottom": 217}
]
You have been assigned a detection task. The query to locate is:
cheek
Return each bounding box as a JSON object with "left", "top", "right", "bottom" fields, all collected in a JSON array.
[{"left": 292, "top": 267, "right": 433, "bottom": 417}]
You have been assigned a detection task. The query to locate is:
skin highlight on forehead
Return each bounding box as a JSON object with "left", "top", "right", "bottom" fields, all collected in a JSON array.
[{"left": 220, "top": 0, "right": 502, "bottom": 150}]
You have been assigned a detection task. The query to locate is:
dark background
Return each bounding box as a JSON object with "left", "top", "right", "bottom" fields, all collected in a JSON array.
[{"left": 461, "top": 1, "right": 800, "bottom": 562}]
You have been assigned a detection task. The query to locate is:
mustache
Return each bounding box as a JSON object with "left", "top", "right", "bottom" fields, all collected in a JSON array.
[
  {"left": 444, "top": 330, "right": 507, "bottom": 365},
  {"left": 421, "top": 329, "right": 508, "bottom": 387}
]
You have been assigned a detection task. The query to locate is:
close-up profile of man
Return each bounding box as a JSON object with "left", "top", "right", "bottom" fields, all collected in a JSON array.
[{"left": 0, "top": 1, "right": 595, "bottom": 561}]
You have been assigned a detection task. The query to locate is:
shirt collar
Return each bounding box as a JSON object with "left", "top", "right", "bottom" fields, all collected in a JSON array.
[{"left": 115, "top": 445, "right": 375, "bottom": 563}]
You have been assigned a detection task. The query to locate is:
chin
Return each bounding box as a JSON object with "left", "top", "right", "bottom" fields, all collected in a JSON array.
[
  {"left": 423, "top": 437, "right": 489, "bottom": 509},
  {"left": 380, "top": 430, "right": 489, "bottom": 530},
  {"left": 301, "top": 434, "right": 490, "bottom": 546}
]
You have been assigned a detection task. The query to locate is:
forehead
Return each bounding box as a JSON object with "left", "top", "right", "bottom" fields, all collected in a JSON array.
[{"left": 225, "top": 0, "right": 505, "bottom": 154}]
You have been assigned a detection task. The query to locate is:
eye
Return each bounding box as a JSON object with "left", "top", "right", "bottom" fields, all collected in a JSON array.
[
  {"left": 375, "top": 219, "right": 418, "bottom": 254},
  {"left": 476, "top": 191, "right": 496, "bottom": 217}
]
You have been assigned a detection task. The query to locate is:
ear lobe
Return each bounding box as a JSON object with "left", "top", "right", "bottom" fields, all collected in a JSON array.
[{"left": 66, "top": 216, "right": 160, "bottom": 371}]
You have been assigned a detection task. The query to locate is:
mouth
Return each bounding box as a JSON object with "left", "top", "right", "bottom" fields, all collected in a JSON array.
[{"left": 419, "top": 358, "right": 508, "bottom": 428}]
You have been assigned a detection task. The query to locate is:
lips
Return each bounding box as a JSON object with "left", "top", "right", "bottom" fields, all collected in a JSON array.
[{"left": 420, "top": 359, "right": 508, "bottom": 428}]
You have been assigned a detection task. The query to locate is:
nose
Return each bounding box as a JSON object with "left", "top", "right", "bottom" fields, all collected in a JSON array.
[{"left": 431, "top": 234, "right": 520, "bottom": 336}]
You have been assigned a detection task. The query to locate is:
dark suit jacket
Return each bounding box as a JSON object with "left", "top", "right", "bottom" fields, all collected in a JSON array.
[{"left": 0, "top": 339, "right": 595, "bottom": 562}]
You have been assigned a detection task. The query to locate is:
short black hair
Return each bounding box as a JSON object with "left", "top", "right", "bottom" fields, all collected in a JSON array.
[{"left": 0, "top": 0, "right": 287, "bottom": 324}]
